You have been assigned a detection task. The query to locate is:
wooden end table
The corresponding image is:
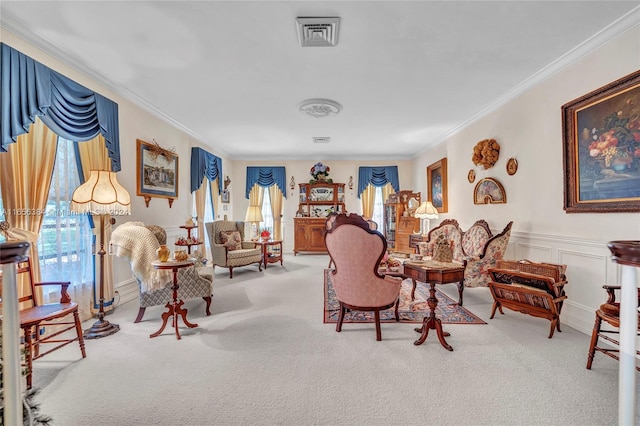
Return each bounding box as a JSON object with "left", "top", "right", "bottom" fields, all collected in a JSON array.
[
  {"left": 403, "top": 261, "right": 465, "bottom": 351},
  {"left": 150, "top": 260, "right": 197, "bottom": 340},
  {"left": 253, "top": 239, "right": 283, "bottom": 269}
]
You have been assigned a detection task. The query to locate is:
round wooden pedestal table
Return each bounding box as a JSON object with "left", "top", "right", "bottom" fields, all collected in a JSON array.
[{"left": 150, "top": 259, "right": 197, "bottom": 340}]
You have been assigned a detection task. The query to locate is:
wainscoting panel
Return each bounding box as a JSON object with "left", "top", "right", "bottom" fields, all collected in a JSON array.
[{"left": 508, "top": 231, "right": 622, "bottom": 336}]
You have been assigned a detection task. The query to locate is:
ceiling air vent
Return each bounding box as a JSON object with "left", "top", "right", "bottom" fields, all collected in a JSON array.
[
  {"left": 313, "top": 137, "right": 331, "bottom": 144},
  {"left": 296, "top": 17, "right": 340, "bottom": 47}
]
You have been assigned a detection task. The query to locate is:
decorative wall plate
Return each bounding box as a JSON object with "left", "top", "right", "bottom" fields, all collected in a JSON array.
[
  {"left": 467, "top": 169, "right": 476, "bottom": 183},
  {"left": 506, "top": 158, "right": 518, "bottom": 175}
]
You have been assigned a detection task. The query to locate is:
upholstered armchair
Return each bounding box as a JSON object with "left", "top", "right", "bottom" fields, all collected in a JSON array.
[
  {"left": 111, "top": 222, "right": 213, "bottom": 323},
  {"left": 462, "top": 221, "right": 513, "bottom": 289},
  {"left": 205, "top": 220, "right": 262, "bottom": 278},
  {"left": 325, "top": 213, "right": 403, "bottom": 341}
]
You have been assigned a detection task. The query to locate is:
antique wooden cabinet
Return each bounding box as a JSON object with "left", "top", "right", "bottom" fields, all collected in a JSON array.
[
  {"left": 294, "top": 182, "right": 346, "bottom": 254},
  {"left": 383, "top": 190, "right": 421, "bottom": 254}
]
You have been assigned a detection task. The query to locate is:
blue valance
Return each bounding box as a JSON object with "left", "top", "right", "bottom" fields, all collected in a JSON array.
[
  {"left": 0, "top": 43, "right": 121, "bottom": 171},
  {"left": 190, "top": 147, "right": 222, "bottom": 193},
  {"left": 357, "top": 166, "right": 400, "bottom": 198},
  {"left": 245, "top": 167, "right": 287, "bottom": 199}
]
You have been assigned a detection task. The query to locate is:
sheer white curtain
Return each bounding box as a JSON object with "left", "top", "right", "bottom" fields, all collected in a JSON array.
[{"left": 37, "top": 138, "right": 93, "bottom": 319}]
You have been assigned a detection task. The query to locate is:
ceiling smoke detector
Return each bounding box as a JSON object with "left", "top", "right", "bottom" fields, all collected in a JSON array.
[
  {"left": 313, "top": 137, "right": 331, "bottom": 144},
  {"left": 296, "top": 17, "right": 340, "bottom": 47},
  {"left": 298, "top": 99, "right": 342, "bottom": 118}
]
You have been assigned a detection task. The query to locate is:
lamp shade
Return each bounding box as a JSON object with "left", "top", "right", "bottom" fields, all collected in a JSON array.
[
  {"left": 414, "top": 201, "right": 439, "bottom": 219},
  {"left": 70, "top": 170, "right": 131, "bottom": 215},
  {"left": 245, "top": 205, "right": 263, "bottom": 223}
]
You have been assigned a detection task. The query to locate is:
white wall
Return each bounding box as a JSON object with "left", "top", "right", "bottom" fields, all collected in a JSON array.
[{"left": 412, "top": 25, "right": 640, "bottom": 334}]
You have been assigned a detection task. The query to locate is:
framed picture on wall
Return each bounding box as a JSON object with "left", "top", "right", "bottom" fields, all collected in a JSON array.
[
  {"left": 136, "top": 139, "right": 178, "bottom": 207},
  {"left": 221, "top": 189, "right": 230, "bottom": 203},
  {"left": 562, "top": 69, "right": 640, "bottom": 213},
  {"left": 427, "top": 158, "right": 448, "bottom": 213}
]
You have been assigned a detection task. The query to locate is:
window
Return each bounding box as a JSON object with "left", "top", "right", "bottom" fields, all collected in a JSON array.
[
  {"left": 261, "top": 189, "right": 274, "bottom": 233},
  {"left": 371, "top": 186, "right": 384, "bottom": 230},
  {"left": 38, "top": 138, "right": 93, "bottom": 287},
  {"left": 193, "top": 183, "right": 215, "bottom": 250}
]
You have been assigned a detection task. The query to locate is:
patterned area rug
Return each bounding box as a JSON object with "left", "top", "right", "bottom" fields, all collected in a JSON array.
[{"left": 323, "top": 269, "right": 486, "bottom": 324}]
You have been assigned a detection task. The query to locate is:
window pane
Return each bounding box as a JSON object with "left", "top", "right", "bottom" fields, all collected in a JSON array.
[
  {"left": 261, "top": 189, "right": 274, "bottom": 233},
  {"left": 37, "top": 139, "right": 93, "bottom": 287},
  {"left": 371, "top": 186, "right": 384, "bottom": 230}
]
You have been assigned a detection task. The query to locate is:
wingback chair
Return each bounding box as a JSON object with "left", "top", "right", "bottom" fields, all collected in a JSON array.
[
  {"left": 205, "top": 220, "right": 262, "bottom": 278},
  {"left": 111, "top": 222, "right": 213, "bottom": 323},
  {"left": 325, "top": 213, "right": 403, "bottom": 341}
]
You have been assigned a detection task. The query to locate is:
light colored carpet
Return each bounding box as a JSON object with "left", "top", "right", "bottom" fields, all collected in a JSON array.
[{"left": 32, "top": 254, "right": 634, "bottom": 426}]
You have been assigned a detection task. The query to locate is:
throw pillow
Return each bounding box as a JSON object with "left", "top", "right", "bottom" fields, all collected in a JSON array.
[{"left": 220, "top": 230, "right": 242, "bottom": 251}]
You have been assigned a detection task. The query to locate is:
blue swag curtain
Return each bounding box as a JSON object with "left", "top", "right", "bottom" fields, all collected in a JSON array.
[
  {"left": 0, "top": 43, "right": 121, "bottom": 171},
  {"left": 357, "top": 166, "right": 400, "bottom": 198},
  {"left": 190, "top": 147, "right": 223, "bottom": 193},
  {"left": 245, "top": 167, "right": 287, "bottom": 199}
]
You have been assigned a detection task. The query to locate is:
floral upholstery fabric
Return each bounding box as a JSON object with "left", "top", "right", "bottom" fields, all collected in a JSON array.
[
  {"left": 220, "top": 230, "right": 242, "bottom": 251},
  {"left": 461, "top": 223, "right": 491, "bottom": 258},
  {"left": 463, "top": 222, "right": 512, "bottom": 288},
  {"left": 417, "top": 219, "right": 513, "bottom": 289}
]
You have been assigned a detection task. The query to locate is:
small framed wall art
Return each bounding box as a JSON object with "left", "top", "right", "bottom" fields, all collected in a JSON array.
[
  {"left": 136, "top": 139, "right": 178, "bottom": 207},
  {"left": 474, "top": 177, "right": 506, "bottom": 204},
  {"left": 427, "top": 158, "right": 448, "bottom": 213}
]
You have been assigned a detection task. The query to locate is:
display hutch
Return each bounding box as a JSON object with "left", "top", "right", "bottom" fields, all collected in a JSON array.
[
  {"left": 294, "top": 182, "right": 346, "bottom": 254},
  {"left": 384, "top": 190, "right": 421, "bottom": 254}
]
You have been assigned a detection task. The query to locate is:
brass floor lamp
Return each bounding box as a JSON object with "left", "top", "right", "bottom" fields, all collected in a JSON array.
[{"left": 71, "top": 170, "right": 131, "bottom": 339}]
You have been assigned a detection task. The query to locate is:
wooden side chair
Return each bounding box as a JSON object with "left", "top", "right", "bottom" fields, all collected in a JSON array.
[
  {"left": 13, "top": 257, "right": 86, "bottom": 389},
  {"left": 586, "top": 284, "right": 640, "bottom": 371}
]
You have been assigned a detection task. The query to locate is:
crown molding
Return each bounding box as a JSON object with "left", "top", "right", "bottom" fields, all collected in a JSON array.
[{"left": 415, "top": 6, "right": 640, "bottom": 157}]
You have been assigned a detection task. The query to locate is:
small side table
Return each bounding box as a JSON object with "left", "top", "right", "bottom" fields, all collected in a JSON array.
[
  {"left": 150, "top": 260, "right": 197, "bottom": 340},
  {"left": 253, "top": 239, "right": 283, "bottom": 269}
]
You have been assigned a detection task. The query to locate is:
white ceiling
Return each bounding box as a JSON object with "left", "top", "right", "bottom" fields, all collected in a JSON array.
[{"left": 1, "top": 1, "right": 639, "bottom": 161}]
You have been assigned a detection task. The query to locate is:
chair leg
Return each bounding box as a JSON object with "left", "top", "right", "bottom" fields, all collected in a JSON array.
[
  {"left": 134, "top": 307, "right": 147, "bottom": 323},
  {"left": 203, "top": 296, "right": 212, "bottom": 316},
  {"left": 23, "top": 326, "right": 34, "bottom": 390},
  {"left": 374, "top": 310, "right": 382, "bottom": 341},
  {"left": 73, "top": 310, "right": 87, "bottom": 358},
  {"left": 457, "top": 281, "right": 464, "bottom": 306},
  {"left": 586, "top": 315, "right": 602, "bottom": 369},
  {"left": 394, "top": 299, "right": 400, "bottom": 321},
  {"left": 336, "top": 303, "right": 345, "bottom": 332},
  {"left": 229, "top": 266, "right": 234, "bottom": 279}
]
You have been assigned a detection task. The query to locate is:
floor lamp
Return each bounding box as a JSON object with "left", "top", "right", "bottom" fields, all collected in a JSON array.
[
  {"left": 414, "top": 201, "right": 439, "bottom": 235},
  {"left": 70, "top": 170, "right": 131, "bottom": 339},
  {"left": 245, "top": 205, "right": 263, "bottom": 241}
]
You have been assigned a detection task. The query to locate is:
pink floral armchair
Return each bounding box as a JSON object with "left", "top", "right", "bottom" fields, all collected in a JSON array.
[{"left": 325, "top": 213, "right": 403, "bottom": 341}]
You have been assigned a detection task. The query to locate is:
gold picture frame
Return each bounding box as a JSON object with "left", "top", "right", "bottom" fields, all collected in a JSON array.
[
  {"left": 427, "top": 158, "right": 448, "bottom": 213},
  {"left": 474, "top": 177, "right": 506, "bottom": 204},
  {"left": 562, "top": 69, "right": 640, "bottom": 213},
  {"left": 136, "top": 139, "right": 179, "bottom": 207}
]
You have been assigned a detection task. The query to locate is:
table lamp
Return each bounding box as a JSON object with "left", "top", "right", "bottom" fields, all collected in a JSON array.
[
  {"left": 70, "top": 170, "right": 131, "bottom": 339},
  {"left": 245, "top": 205, "right": 263, "bottom": 241},
  {"left": 414, "top": 201, "right": 439, "bottom": 235}
]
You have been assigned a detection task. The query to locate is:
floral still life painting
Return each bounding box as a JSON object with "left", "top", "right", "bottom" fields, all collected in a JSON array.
[{"left": 562, "top": 69, "right": 640, "bottom": 212}]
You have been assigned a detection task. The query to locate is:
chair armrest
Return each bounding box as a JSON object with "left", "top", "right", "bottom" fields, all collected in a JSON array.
[
  {"left": 241, "top": 241, "right": 256, "bottom": 249},
  {"left": 34, "top": 281, "right": 71, "bottom": 303}
]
